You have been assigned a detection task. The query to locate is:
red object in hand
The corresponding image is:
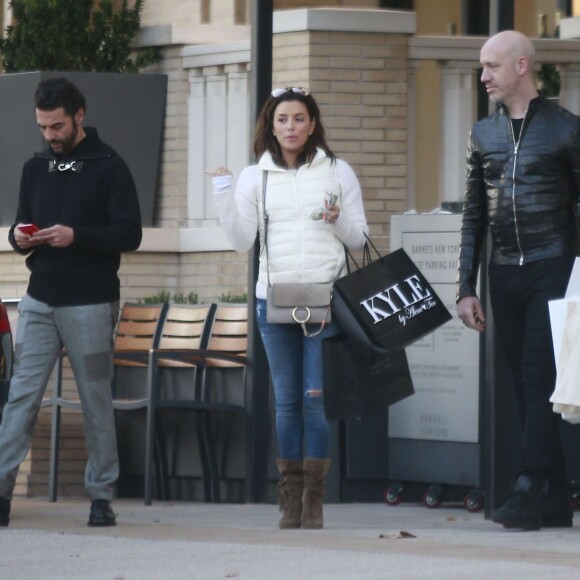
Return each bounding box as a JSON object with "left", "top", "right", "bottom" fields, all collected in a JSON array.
[{"left": 17, "top": 224, "right": 39, "bottom": 235}]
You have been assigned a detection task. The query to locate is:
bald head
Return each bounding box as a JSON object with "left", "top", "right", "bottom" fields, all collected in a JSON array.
[
  {"left": 480, "top": 30, "right": 538, "bottom": 116},
  {"left": 482, "top": 31, "right": 535, "bottom": 71}
]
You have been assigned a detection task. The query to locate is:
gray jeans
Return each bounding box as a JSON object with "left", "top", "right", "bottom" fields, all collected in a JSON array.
[{"left": 0, "top": 295, "right": 119, "bottom": 500}]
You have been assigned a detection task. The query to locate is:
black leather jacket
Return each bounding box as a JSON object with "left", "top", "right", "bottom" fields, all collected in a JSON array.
[{"left": 456, "top": 95, "right": 580, "bottom": 301}]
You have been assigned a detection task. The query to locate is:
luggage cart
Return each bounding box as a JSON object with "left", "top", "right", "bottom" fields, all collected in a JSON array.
[{"left": 388, "top": 215, "right": 484, "bottom": 512}]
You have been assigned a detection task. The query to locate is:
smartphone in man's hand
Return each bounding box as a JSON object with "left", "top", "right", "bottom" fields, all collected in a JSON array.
[{"left": 17, "top": 224, "right": 40, "bottom": 235}]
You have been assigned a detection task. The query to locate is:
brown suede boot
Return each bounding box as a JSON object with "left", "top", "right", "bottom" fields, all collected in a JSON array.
[
  {"left": 276, "top": 459, "right": 303, "bottom": 529},
  {"left": 301, "top": 458, "right": 331, "bottom": 529}
]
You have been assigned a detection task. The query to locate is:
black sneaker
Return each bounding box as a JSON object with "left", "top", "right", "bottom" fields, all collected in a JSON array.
[
  {"left": 541, "top": 483, "right": 573, "bottom": 528},
  {"left": 492, "top": 474, "right": 542, "bottom": 530},
  {"left": 87, "top": 499, "right": 116, "bottom": 527},
  {"left": 0, "top": 496, "right": 10, "bottom": 527}
]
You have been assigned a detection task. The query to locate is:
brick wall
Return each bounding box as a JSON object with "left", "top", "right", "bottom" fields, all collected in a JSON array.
[
  {"left": 122, "top": 251, "right": 248, "bottom": 303},
  {"left": 147, "top": 46, "right": 191, "bottom": 228},
  {"left": 16, "top": 410, "right": 87, "bottom": 499},
  {"left": 273, "top": 29, "right": 409, "bottom": 250}
]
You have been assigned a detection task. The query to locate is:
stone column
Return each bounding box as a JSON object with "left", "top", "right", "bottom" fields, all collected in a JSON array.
[
  {"left": 183, "top": 42, "right": 251, "bottom": 226},
  {"left": 558, "top": 63, "right": 580, "bottom": 116},
  {"left": 406, "top": 62, "right": 418, "bottom": 211},
  {"left": 438, "top": 62, "right": 478, "bottom": 203}
]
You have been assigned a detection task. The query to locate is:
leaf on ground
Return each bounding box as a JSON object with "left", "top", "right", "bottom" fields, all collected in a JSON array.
[{"left": 378, "top": 530, "right": 416, "bottom": 539}]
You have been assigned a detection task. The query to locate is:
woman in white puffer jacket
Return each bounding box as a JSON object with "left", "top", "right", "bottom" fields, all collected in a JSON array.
[{"left": 209, "top": 87, "right": 367, "bottom": 530}]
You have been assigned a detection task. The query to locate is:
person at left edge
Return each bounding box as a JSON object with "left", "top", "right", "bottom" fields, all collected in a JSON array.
[{"left": 0, "top": 77, "right": 142, "bottom": 528}]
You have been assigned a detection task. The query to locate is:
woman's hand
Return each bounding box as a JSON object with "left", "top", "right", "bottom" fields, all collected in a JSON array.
[
  {"left": 323, "top": 198, "right": 340, "bottom": 224},
  {"left": 207, "top": 167, "right": 233, "bottom": 194},
  {"left": 206, "top": 167, "right": 232, "bottom": 178}
]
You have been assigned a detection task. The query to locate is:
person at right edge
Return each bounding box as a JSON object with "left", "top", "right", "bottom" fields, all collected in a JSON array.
[
  {"left": 208, "top": 87, "right": 368, "bottom": 529},
  {"left": 457, "top": 30, "right": 580, "bottom": 531}
]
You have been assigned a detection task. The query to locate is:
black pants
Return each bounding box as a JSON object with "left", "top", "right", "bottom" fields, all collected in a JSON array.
[{"left": 489, "top": 255, "right": 575, "bottom": 485}]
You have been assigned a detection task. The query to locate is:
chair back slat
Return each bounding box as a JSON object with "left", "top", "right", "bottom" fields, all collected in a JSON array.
[
  {"left": 157, "top": 304, "right": 216, "bottom": 368},
  {"left": 161, "top": 320, "right": 205, "bottom": 339},
  {"left": 114, "top": 302, "right": 167, "bottom": 367},
  {"left": 213, "top": 306, "right": 248, "bottom": 321},
  {"left": 117, "top": 320, "right": 160, "bottom": 337},
  {"left": 209, "top": 320, "right": 247, "bottom": 336},
  {"left": 206, "top": 304, "right": 248, "bottom": 367},
  {"left": 165, "top": 307, "right": 210, "bottom": 323},
  {"left": 121, "top": 304, "right": 165, "bottom": 322}
]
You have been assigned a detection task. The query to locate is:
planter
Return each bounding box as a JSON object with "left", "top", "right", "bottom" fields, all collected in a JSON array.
[{"left": 0, "top": 71, "right": 167, "bottom": 227}]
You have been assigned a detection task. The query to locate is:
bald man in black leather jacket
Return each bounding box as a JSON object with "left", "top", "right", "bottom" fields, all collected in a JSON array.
[{"left": 457, "top": 31, "right": 580, "bottom": 531}]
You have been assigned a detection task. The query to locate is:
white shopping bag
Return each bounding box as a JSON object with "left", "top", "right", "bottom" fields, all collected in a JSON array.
[
  {"left": 565, "top": 257, "right": 580, "bottom": 296},
  {"left": 549, "top": 258, "right": 580, "bottom": 424}
]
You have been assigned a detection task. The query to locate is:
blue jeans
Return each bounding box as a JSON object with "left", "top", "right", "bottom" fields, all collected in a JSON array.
[{"left": 256, "top": 299, "right": 340, "bottom": 460}]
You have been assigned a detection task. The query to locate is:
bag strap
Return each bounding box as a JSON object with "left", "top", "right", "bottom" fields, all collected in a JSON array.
[
  {"left": 343, "top": 233, "right": 381, "bottom": 274},
  {"left": 300, "top": 317, "right": 329, "bottom": 338},
  {"left": 261, "top": 170, "right": 271, "bottom": 286},
  {"left": 363, "top": 233, "right": 383, "bottom": 260}
]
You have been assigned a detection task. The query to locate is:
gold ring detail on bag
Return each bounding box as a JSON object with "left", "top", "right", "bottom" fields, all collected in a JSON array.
[{"left": 292, "top": 307, "right": 312, "bottom": 324}]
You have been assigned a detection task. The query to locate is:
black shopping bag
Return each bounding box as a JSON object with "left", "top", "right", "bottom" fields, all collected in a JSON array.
[
  {"left": 333, "top": 241, "right": 452, "bottom": 353},
  {"left": 323, "top": 333, "right": 414, "bottom": 421}
]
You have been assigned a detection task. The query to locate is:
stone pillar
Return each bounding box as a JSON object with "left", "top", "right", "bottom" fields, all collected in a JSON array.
[
  {"left": 272, "top": 8, "right": 416, "bottom": 248},
  {"left": 183, "top": 42, "right": 251, "bottom": 227},
  {"left": 187, "top": 72, "right": 209, "bottom": 223},
  {"left": 406, "top": 62, "right": 418, "bottom": 211},
  {"left": 558, "top": 63, "right": 580, "bottom": 116},
  {"left": 438, "top": 62, "right": 477, "bottom": 203}
]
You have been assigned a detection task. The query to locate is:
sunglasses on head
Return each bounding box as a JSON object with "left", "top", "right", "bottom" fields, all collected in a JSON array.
[{"left": 271, "top": 87, "right": 311, "bottom": 98}]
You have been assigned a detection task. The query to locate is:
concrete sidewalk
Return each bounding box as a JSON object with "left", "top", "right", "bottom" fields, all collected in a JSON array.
[{"left": 1, "top": 497, "right": 580, "bottom": 579}]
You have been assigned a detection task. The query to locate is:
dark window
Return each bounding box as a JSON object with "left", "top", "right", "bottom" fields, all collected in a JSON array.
[
  {"left": 465, "top": 0, "right": 490, "bottom": 35},
  {"left": 380, "top": 0, "right": 414, "bottom": 9}
]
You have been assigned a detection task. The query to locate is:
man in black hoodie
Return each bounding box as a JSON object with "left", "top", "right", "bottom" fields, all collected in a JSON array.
[{"left": 0, "top": 77, "right": 142, "bottom": 527}]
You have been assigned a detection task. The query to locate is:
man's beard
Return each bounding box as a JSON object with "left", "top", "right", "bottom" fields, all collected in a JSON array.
[{"left": 50, "top": 121, "right": 78, "bottom": 157}]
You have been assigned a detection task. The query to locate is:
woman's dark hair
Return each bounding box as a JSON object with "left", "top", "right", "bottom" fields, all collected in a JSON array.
[
  {"left": 34, "top": 77, "right": 86, "bottom": 117},
  {"left": 253, "top": 89, "right": 336, "bottom": 168}
]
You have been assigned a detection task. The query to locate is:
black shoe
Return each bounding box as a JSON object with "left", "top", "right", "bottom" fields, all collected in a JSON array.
[
  {"left": 541, "top": 483, "right": 573, "bottom": 528},
  {"left": 492, "top": 474, "right": 542, "bottom": 530},
  {"left": 0, "top": 496, "right": 10, "bottom": 527},
  {"left": 88, "top": 499, "right": 116, "bottom": 527}
]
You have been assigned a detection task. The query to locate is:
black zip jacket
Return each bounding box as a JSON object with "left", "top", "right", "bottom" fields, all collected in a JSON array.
[
  {"left": 456, "top": 95, "right": 580, "bottom": 301},
  {"left": 8, "top": 127, "right": 142, "bottom": 306}
]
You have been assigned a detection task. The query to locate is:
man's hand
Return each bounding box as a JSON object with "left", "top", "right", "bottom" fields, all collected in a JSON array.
[
  {"left": 14, "top": 224, "right": 35, "bottom": 250},
  {"left": 16, "top": 224, "right": 74, "bottom": 249},
  {"left": 457, "top": 295, "right": 486, "bottom": 332}
]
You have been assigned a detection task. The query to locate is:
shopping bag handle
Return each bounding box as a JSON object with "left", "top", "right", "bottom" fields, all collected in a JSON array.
[{"left": 344, "top": 233, "right": 383, "bottom": 274}]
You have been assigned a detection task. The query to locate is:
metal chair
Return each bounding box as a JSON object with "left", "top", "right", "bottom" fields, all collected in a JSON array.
[
  {"left": 142, "top": 302, "right": 217, "bottom": 502},
  {"left": 151, "top": 303, "right": 249, "bottom": 502},
  {"left": 194, "top": 303, "right": 249, "bottom": 502}
]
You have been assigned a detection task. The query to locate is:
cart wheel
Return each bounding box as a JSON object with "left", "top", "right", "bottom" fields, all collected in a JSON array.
[
  {"left": 464, "top": 489, "right": 484, "bottom": 512},
  {"left": 384, "top": 482, "right": 404, "bottom": 506},
  {"left": 422, "top": 485, "right": 443, "bottom": 509}
]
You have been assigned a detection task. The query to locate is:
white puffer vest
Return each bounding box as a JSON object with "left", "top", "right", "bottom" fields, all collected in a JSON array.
[{"left": 257, "top": 149, "right": 347, "bottom": 286}]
